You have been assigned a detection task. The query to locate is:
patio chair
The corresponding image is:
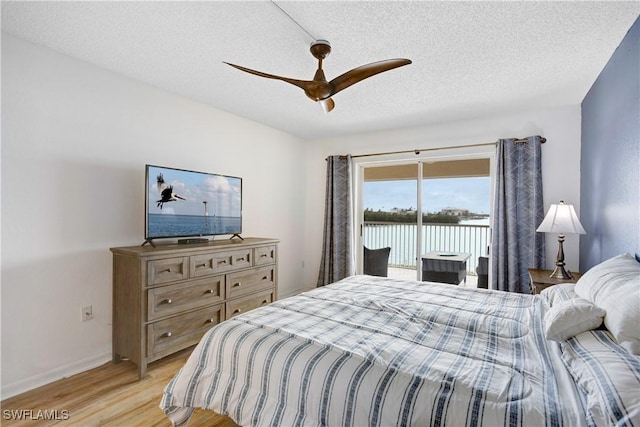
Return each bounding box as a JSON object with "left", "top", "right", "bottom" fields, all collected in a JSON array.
[
  {"left": 363, "top": 246, "right": 391, "bottom": 277},
  {"left": 476, "top": 256, "right": 489, "bottom": 288}
]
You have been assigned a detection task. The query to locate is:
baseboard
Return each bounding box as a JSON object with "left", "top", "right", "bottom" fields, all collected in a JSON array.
[{"left": 1, "top": 351, "right": 112, "bottom": 400}]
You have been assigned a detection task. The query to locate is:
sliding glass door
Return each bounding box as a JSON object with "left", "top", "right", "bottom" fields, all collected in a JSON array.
[
  {"left": 355, "top": 150, "right": 494, "bottom": 286},
  {"left": 420, "top": 159, "right": 491, "bottom": 283},
  {"left": 362, "top": 163, "right": 419, "bottom": 280}
]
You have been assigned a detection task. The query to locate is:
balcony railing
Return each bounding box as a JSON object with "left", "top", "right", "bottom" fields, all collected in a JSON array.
[{"left": 363, "top": 222, "right": 490, "bottom": 274}]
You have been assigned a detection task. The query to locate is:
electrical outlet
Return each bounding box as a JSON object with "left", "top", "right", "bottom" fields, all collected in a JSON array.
[{"left": 82, "top": 305, "right": 93, "bottom": 322}]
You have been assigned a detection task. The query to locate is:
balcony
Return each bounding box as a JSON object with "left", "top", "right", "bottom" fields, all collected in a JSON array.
[{"left": 363, "top": 221, "right": 490, "bottom": 284}]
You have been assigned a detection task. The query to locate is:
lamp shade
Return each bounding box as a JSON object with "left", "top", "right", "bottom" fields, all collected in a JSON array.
[{"left": 537, "top": 201, "right": 586, "bottom": 234}]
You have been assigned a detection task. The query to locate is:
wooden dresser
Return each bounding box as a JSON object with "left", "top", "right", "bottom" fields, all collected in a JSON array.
[{"left": 111, "top": 237, "right": 278, "bottom": 378}]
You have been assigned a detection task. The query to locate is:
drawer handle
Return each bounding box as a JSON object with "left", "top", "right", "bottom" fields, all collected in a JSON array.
[
  {"left": 262, "top": 276, "right": 269, "bottom": 280},
  {"left": 260, "top": 254, "right": 268, "bottom": 258},
  {"left": 162, "top": 268, "right": 172, "bottom": 273},
  {"left": 238, "top": 257, "right": 245, "bottom": 261},
  {"left": 218, "top": 260, "right": 228, "bottom": 265},
  {"left": 204, "top": 289, "right": 215, "bottom": 294},
  {"left": 162, "top": 332, "right": 172, "bottom": 338},
  {"left": 205, "top": 318, "right": 215, "bottom": 324},
  {"left": 233, "top": 282, "right": 241, "bottom": 287},
  {"left": 161, "top": 298, "right": 172, "bottom": 305},
  {"left": 197, "top": 263, "right": 207, "bottom": 268},
  {"left": 233, "top": 309, "right": 242, "bottom": 314},
  {"left": 262, "top": 299, "right": 269, "bottom": 304}
]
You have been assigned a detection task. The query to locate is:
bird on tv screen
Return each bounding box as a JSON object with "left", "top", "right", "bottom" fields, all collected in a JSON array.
[{"left": 145, "top": 165, "right": 242, "bottom": 240}]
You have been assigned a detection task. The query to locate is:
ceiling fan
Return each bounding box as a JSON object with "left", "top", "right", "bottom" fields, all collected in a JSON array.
[{"left": 224, "top": 40, "right": 412, "bottom": 113}]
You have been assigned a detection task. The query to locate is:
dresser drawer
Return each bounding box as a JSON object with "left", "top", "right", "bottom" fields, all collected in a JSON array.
[
  {"left": 227, "top": 266, "right": 275, "bottom": 299},
  {"left": 227, "top": 290, "right": 273, "bottom": 319},
  {"left": 147, "top": 257, "right": 189, "bottom": 286},
  {"left": 255, "top": 245, "right": 277, "bottom": 266},
  {"left": 148, "top": 275, "right": 224, "bottom": 321},
  {"left": 191, "top": 249, "right": 252, "bottom": 277},
  {"left": 147, "top": 304, "right": 223, "bottom": 358}
]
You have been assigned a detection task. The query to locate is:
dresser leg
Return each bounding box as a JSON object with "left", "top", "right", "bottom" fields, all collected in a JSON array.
[{"left": 138, "top": 362, "right": 147, "bottom": 380}]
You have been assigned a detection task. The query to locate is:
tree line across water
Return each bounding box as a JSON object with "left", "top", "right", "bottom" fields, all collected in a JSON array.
[{"left": 364, "top": 209, "right": 460, "bottom": 224}]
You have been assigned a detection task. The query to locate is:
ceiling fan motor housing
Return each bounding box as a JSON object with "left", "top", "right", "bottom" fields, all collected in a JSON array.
[{"left": 310, "top": 40, "right": 331, "bottom": 60}]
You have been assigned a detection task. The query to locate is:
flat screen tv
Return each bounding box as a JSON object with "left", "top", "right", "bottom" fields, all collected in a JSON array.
[{"left": 144, "top": 164, "right": 242, "bottom": 245}]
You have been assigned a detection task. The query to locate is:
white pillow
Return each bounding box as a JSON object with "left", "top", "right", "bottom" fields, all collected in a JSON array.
[
  {"left": 574, "top": 253, "right": 640, "bottom": 355},
  {"left": 544, "top": 298, "right": 605, "bottom": 341},
  {"left": 540, "top": 283, "right": 578, "bottom": 307}
]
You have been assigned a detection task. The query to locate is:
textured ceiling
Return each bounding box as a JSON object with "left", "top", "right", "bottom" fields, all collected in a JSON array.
[{"left": 2, "top": 1, "right": 639, "bottom": 140}]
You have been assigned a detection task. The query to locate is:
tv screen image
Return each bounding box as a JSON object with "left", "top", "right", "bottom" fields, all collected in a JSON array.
[{"left": 145, "top": 165, "right": 242, "bottom": 240}]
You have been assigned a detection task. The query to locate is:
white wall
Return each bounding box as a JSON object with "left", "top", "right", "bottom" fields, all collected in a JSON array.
[
  {"left": 303, "top": 105, "right": 583, "bottom": 286},
  {"left": 1, "top": 34, "right": 309, "bottom": 398}
]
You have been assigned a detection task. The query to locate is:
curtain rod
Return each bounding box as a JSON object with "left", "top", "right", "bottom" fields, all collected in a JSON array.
[{"left": 328, "top": 136, "right": 546, "bottom": 160}]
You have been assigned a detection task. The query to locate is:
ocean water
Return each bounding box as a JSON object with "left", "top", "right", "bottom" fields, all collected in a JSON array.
[{"left": 147, "top": 214, "right": 241, "bottom": 238}]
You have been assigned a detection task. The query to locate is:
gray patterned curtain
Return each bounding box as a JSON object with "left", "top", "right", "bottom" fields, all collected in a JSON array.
[
  {"left": 317, "top": 155, "right": 353, "bottom": 287},
  {"left": 490, "top": 137, "right": 545, "bottom": 293}
]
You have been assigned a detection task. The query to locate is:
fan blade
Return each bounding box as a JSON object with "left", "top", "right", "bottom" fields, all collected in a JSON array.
[
  {"left": 319, "top": 98, "right": 335, "bottom": 113},
  {"left": 328, "top": 58, "right": 412, "bottom": 96},
  {"left": 224, "top": 62, "right": 311, "bottom": 92}
]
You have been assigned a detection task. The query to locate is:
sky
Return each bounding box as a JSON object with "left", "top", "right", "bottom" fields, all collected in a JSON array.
[{"left": 364, "top": 177, "right": 490, "bottom": 214}]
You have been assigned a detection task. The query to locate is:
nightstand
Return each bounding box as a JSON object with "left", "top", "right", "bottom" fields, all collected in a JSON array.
[{"left": 528, "top": 268, "right": 583, "bottom": 294}]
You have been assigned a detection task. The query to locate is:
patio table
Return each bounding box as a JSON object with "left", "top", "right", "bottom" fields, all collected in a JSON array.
[{"left": 421, "top": 251, "right": 471, "bottom": 285}]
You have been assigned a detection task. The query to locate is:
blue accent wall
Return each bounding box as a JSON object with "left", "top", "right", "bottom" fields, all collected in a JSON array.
[{"left": 580, "top": 16, "right": 640, "bottom": 270}]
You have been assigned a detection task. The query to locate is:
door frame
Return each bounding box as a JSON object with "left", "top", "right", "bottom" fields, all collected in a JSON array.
[{"left": 353, "top": 145, "right": 496, "bottom": 281}]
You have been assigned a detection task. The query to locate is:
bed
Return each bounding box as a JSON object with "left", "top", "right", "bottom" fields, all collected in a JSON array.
[{"left": 161, "top": 254, "right": 640, "bottom": 426}]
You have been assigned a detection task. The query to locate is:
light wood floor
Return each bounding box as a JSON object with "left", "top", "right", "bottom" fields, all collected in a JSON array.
[{"left": 1, "top": 347, "right": 240, "bottom": 426}]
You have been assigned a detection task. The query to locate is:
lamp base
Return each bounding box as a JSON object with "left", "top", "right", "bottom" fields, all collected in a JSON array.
[
  {"left": 548, "top": 265, "right": 573, "bottom": 280},
  {"left": 548, "top": 233, "right": 573, "bottom": 280}
]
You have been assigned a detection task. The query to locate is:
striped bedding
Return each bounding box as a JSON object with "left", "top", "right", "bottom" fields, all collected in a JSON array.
[{"left": 161, "top": 275, "right": 639, "bottom": 426}]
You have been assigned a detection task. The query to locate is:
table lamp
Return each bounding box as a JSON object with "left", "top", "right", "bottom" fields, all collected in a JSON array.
[{"left": 536, "top": 201, "right": 586, "bottom": 279}]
